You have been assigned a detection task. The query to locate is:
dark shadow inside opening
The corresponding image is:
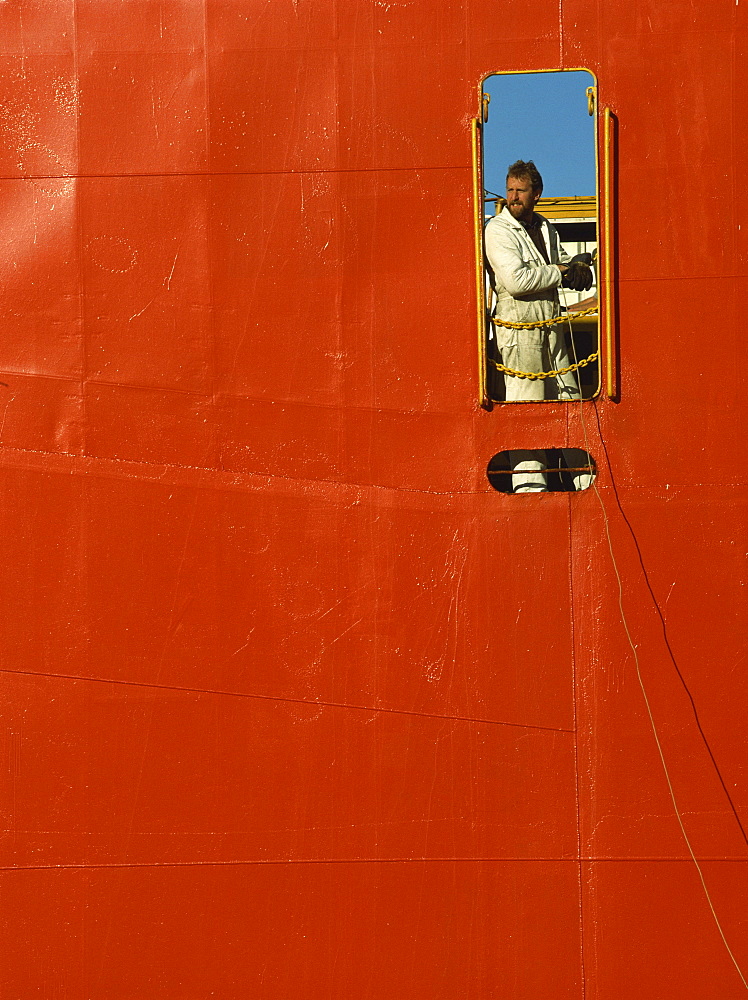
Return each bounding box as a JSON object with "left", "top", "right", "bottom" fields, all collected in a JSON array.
[{"left": 487, "top": 448, "right": 596, "bottom": 493}]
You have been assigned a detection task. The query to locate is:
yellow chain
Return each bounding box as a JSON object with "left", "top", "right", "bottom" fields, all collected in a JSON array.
[
  {"left": 490, "top": 351, "right": 599, "bottom": 380},
  {"left": 489, "top": 307, "right": 599, "bottom": 379},
  {"left": 491, "top": 306, "right": 598, "bottom": 330}
]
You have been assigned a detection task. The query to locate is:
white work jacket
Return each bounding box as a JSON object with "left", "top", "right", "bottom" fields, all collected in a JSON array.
[{"left": 484, "top": 207, "right": 570, "bottom": 350}]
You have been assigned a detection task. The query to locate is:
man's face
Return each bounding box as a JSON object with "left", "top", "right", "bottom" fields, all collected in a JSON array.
[{"left": 506, "top": 175, "right": 541, "bottom": 223}]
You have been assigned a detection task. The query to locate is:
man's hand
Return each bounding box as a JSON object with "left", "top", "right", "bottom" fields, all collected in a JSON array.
[{"left": 561, "top": 261, "right": 593, "bottom": 292}]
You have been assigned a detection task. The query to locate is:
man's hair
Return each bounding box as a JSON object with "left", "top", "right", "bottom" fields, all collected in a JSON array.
[{"left": 506, "top": 160, "right": 543, "bottom": 195}]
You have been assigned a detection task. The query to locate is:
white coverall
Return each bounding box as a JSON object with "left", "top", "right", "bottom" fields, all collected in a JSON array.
[{"left": 484, "top": 206, "right": 588, "bottom": 492}]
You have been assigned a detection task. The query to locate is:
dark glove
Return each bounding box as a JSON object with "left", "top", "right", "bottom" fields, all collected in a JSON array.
[
  {"left": 561, "top": 260, "right": 593, "bottom": 292},
  {"left": 569, "top": 252, "right": 592, "bottom": 266}
]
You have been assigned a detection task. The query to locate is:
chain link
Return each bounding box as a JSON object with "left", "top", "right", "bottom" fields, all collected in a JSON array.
[
  {"left": 489, "top": 307, "right": 599, "bottom": 379},
  {"left": 490, "top": 352, "right": 599, "bottom": 380},
  {"left": 491, "top": 306, "right": 598, "bottom": 330}
]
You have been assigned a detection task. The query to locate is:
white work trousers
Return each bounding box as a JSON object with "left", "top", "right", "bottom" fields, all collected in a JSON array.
[
  {"left": 501, "top": 336, "right": 581, "bottom": 404},
  {"left": 500, "top": 336, "right": 592, "bottom": 493}
]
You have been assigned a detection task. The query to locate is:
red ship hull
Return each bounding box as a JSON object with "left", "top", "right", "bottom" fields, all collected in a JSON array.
[{"left": 0, "top": 1, "right": 746, "bottom": 996}]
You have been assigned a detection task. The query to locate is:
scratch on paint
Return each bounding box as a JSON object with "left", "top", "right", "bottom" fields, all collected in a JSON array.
[
  {"left": 129, "top": 250, "right": 179, "bottom": 321},
  {"left": 232, "top": 628, "right": 256, "bottom": 656},
  {"left": 129, "top": 296, "right": 158, "bottom": 323},
  {"left": 423, "top": 528, "right": 469, "bottom": 684},
  {"left": 165, "top": 250, "right": 179, "bottom": 290},
  {"left": 0, "top": 391, "right": 16, "bottom": 442},
  {"left": 151, "top": 90, "right": 159, "bottom": 141},
  {"left": 313, "top": 617, "right": 364, "bottom": 662}
]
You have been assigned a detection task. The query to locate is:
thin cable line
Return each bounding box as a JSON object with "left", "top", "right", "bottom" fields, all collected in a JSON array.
[
  {"left": 565, "top": 400, "right": 588, "bottom": 1000},
  {"left": 564, "top": 308, "right": 748, "bottom": 990}
]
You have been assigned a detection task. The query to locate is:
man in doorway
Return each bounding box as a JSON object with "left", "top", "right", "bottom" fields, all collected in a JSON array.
[{"left": 484, "top": 160, "right": 593, "bottom": 491}]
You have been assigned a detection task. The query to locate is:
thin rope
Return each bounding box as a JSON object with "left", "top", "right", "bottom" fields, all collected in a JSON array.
[{"left": 563, "top": 304, "right": 748, "bottom": 990}]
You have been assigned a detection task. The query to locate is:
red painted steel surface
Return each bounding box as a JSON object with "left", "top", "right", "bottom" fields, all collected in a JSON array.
[{"left": 0, "top": 1, "right": 746, "bottom": 996}]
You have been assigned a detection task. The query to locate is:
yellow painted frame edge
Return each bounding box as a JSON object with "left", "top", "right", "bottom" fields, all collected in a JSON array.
[
  {"left": 475, "top": 67, "right": 601, "bottom": 405},
  {"left": 471, "top": 116, "right": 489, "bottom": 407},
  {"left": 602, "top": 106, "right": 616, "bottom": 399}
]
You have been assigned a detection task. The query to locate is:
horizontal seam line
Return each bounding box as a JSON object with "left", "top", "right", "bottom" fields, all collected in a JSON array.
[
  {"left": 0, "top": 445, "right": 551, "bottom": 496},
  {"left": 2, "top": 857, "right": 746, "bottom": 872},
  {"left": 0, "top": 669, "right": 572, "bottom": 734},
  {"left": 0, "top": 374, "right": 472, "bottom": 415},
  {"left": 0, "top": 165, "right": 468, "bottom": 182},
  {"left": 0, "top": 445, "right": 735, "bottom": 495},
  {"left": 0, "top": 445, "right": 738, "bottom": 496},
  {"left": 618, "top": 273, "right": 745, "bottom": 282}
]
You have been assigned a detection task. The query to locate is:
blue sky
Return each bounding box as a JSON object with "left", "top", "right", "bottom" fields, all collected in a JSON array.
[{"left": 482, "top": 70, "right": 596, "bottom": 199}]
